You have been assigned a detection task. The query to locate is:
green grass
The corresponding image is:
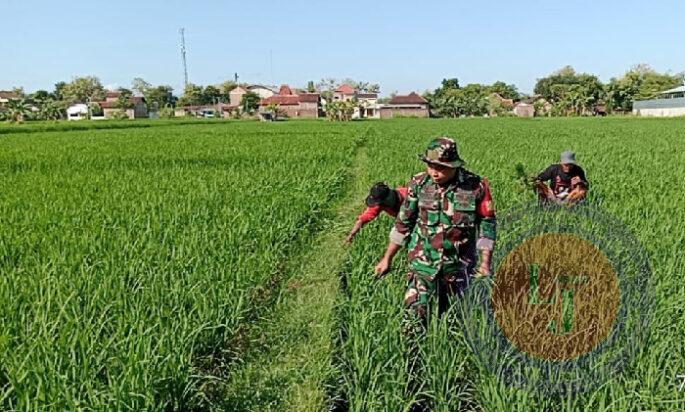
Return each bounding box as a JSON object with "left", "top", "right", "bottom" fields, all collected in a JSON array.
[
  {"left": 339, "top": 117, "right": 685, "bottom": 411},
  {"left": 1, "top": 118, "right": 684, "bottom": 410},
  {"left": 0, "top": 121, "right": 363, "bottom": 410}
]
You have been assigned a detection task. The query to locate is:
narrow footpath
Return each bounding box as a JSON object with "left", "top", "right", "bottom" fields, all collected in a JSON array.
[{"left": 219, "top": 143, "right": 370, "bottom": 411}]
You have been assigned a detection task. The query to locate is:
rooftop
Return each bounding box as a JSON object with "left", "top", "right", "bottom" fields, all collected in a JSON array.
[
  {"left": 335, "top": 84, "right": 356, "bottom": 94},
  {"left": 388, "top": 92, "right": 427, "bottom": 105},
  {"left": 658, "top": 85, "right": 685, "bottom": 95}
]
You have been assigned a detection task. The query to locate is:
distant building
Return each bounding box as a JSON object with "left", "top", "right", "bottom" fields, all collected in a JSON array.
[
  {"left": 357, "top": 93, "right": 380, "bottom": 118},
  {"left": 96, "top": 91, "right": 148, "bottom": 119},
  {"left": 490, "top": 93, "right": 514, "bottom": 109},
  {"left": 513, "top": 102, "right": 535, "bottom": 118},
  {"left": 229, "top": 86, "right": 248, "bottom": 106},
  {"left": 330, "top": 84, "right": 380, "bottom": 118},
  {"left": 333, "top": 84, "right": 357, "bottom": 102},
  {"left": 0, "top": 91, "right": 20, "bottom": 107},
  {"left": 633, "top": 85, "right": 685, "bottom": 117},
  {"left": 379, "top": 92, "right": 429, "bottom": 118},
  {"left": 259, "top": 85, "right": 321, "bottom": 118},
  {"left": 66, "top": 103, "right": 89, "bottom": 121},
  {"left": 247, "top": 85, "right": 276, "bottom": 99},
  {"left": 174, "top": 104, "right": 235, "bottom": 118}
]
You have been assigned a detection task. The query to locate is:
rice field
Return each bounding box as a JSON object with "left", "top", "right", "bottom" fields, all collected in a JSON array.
[{"left": 1, "top": 118, "right": 684, "bottom": 411}]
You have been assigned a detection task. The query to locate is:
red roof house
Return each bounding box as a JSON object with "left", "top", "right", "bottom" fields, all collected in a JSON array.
[{"left": 380, "top": 92, "right": 429, "bottom": 118}]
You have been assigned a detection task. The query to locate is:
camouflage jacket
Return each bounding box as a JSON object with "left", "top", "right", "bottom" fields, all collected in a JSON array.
[{"left": 390, "top": 169, "right": 497, "bottom": 277}]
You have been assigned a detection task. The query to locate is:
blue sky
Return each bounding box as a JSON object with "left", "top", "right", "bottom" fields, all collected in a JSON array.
[{"left": 2, "top": 0, "right": 683, "bottom": 96}]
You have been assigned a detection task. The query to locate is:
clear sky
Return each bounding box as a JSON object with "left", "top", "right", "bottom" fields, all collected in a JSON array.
[{"left": 2, "top": 0, "right": 683, "bottom": 96}]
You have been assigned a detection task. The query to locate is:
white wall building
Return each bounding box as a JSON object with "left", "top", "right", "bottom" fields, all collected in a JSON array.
[
  {"left": 633, "top": 85, "right": 685, "bottom": 117},
  {"left": 67, "top": 104, "right": 89, "bottom": 121},
  {"left": 247, "top": 85, "right": 276, "bottom": 100}
]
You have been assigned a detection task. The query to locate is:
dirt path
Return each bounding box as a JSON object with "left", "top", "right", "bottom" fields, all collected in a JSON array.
[{"left": 219, "top": 142, "right": 370, "bottom": 411}]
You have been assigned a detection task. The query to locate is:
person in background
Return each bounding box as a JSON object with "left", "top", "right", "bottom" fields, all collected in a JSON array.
[
  {"left": 535, "top": 150, "right": 589, "bottom": 204},
  {"left": 346, "top": 182, "right": 408, "bottom": 243}
]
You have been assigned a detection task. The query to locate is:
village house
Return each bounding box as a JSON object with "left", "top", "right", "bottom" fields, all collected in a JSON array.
[
  {"left": 633, "top": 85, "right": 685, "bottom": 117},
  {"left": 333, "top": 84, "right": 356, "bottom": 102},
  {"left": 513, "top": 102, "right": 535, "bottom": 117},
  {"left": 490, "top": 93, "right": 514, "bottom": 108},
  {"left": 66, "top": 103, "right": 89, "bottom": 121},
  {"left": 331, "top": 84, "right": 380, "bottom": 118},
  {"left": 379, "top": 92, "right": 429, "bottom": 118},
  {"left": 259, "top": 85, "right": 321, "bottom": 119},
  {"left": 0, "top": 91, "right": 21, "bottom": 107},
  {"left": 229, "top": 86, "right": 248, "bottom": 107},
  {"left": 97, "top": 91, "right": 148, "bottom": 119},
  {"left": 247, "top": 85, "right": 276, "bottom": 99}
]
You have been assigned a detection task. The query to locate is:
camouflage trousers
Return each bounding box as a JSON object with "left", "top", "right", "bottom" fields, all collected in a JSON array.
[{"left": 403, "top": 269, "right": 470, "bottom": 320}]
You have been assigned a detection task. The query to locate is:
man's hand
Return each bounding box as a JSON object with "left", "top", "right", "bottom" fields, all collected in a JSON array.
[
  {"left": 346, "top": 220, "right": 363, "bottom": 245},
  {"left": 475, "top": 249, "right": 493, "bottom": 278},
  {"left": 374, "top": 258, "right": 391, "bottom": 278},
  {"left": 474, "top": 262, "right": 492, "bottom": 278}
]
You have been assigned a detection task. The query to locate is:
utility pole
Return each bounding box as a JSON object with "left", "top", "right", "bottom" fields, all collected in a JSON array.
[
  {"left": 179, "top": 28, "right": 189, "bottom": 88},
  {"left": 269, "top": 49, "right": 273, "bottom": 86}
]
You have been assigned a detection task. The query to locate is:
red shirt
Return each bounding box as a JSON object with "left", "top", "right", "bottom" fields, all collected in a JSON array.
[{"left": 357, "top": 187, "right": 409, "bottom": 224}]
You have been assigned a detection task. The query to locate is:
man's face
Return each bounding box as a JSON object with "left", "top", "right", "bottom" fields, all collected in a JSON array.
[
  {"left": 561, "top": 163, "right": 572, "bottom": 173},
  {"left": 427, "top": 163, "right": 457, "bottom": 185}
]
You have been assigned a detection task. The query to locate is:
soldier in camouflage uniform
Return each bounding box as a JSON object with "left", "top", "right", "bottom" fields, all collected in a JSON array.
[{"left": 375, "top": 137, "right": 497, "bottom": 319}]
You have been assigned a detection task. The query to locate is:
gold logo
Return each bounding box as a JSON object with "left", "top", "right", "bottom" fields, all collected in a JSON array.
[{"left": 492, "top": 233, "right": 620, "bottom": 361}]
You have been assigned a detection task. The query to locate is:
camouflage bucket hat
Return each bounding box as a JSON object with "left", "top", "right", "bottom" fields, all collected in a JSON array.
[{"left": 419, "top": 137, "right": 465, "bottom": 168}]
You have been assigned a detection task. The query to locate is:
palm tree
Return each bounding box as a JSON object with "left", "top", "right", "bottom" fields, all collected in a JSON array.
[
  {"left": 4, "top": 99, "right": 32, "bottom": 123},
  {"left": 38, "top": 100, "right": 65, "bottom": 121}
]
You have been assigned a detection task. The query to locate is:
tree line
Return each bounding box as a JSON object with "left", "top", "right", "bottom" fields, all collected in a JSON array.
[
  {"left": 1, "top": 64, "right": 682, "bottom": 122},
  {"left": 424, "top": 64, "right": 684, "bottom": 118}
]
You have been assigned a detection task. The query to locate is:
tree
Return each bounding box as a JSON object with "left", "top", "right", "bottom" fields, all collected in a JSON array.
[
  {"left": 62, "top": 76, "right": 106, "bottom": 103},
  {"left": 11, "top": 87, "right": 25, "bottom": 98},
  {"left": 240, "top": 91, "right": 261, "bottom": 114},
  {"left": 316, "top": 77, "right": 338, "bottom": 102},
  {"left": 53, "top": 81, "right": 67, "bottom": 101},
  {"left": 131, "top": 78, "right": 152, "bottom": 96},
  {"left": 489, "top": 81, "right": 519, "bottom": 100},
  {"left": 29, "top": 90, "right": 51, "bottom": 102},
  {"left": 4, "top": 99, "right": 32, "bottom": 123},
  {"left": 115, "top": 88, "right": 134, "bottom": 111},
  {"left": 306, "top": 81, "right": 316, "bottom": 93},
  {"left": 158, "top": 104, "right": 175, "bottom": 119},
  {"left": 144, "top": 85, "right": 175, "bottom": 111},
  {"left": 606, "top": 64, "right": 684, "bottom": 112},
  {"left": 535, "top": 66, "right": 604, "bottom": 116},
  {"left": 37, "top": 100, "right": 65, "bottom": 120},
  {"left": 203, "top": 85, "right": 222, "bottom": 104},
  {"left": 177, "top": 83, "right": 204, "bottom": 107}
]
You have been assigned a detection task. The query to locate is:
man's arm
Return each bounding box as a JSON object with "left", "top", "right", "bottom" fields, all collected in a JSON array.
[
  {"left": 536, "top": 165, "right": 556, "bottom": 183},
  {"left": 567, "top": 167, "right": 589, "bottom": 203},
  {"left": 375, "top": 179, "right": 420, "bottom": 277},
  {"left": 475, "top": 178, "right": 497, "bottom": 276},
  {"left": 346, "top": 206, "right": 381, "bottom": 243},
  {"left": 345, "top": 219, "right": 364, "bottom": 243}
]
